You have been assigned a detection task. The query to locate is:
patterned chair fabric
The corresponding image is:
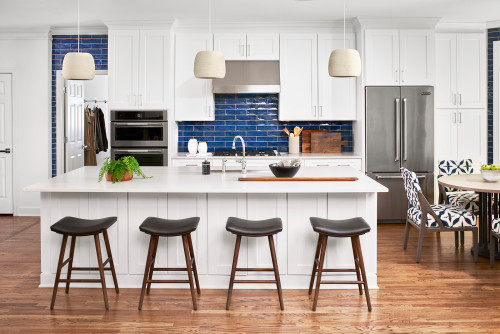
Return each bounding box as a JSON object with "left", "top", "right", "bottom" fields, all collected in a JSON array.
[
  {"left": 407, "top": 205, "right": 477, "bottom": 228},
  {"left": 493, "top": 218, "right": 500, "bottom": 234},
  {"left": 447, "top": 191, "right": 479, "bottom": 212},
  {"left": 438, "top": 159, "right": 479, "bottom": 213},
  {"left": 401, "top": 167, "right": 422, "bottom": 210}
]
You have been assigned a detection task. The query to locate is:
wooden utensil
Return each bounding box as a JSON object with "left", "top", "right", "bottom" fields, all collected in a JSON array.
[
  {"left": 301, "top": 130, "right": 328, "bottom": 153},
  {"left": 311, "top": 132, "right": 348, "bottom": 153},
  {"left": 239, "top": 177, "right": 358, "bottom": 181}
]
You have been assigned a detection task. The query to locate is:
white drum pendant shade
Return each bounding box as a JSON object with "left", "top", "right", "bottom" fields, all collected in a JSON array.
[
  {"left": 328, "top": 49, "right": 361, "bottom": 77},
  {"left": 62, "top": 52, "right": 96, "bottom": 80},
  {"left": 194, "top": 51, "right": 226, "bottom": 79}
]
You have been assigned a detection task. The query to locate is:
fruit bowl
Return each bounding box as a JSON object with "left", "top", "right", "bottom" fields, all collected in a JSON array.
[
  {"left": 269, "top": 164, "right": 301, "bottom": 178},
  {"left": 481, "top": 170, "right": 500, "bottom": 182}
]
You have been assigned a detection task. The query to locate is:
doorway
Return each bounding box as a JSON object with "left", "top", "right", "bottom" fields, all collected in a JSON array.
[{"left": 0, "top": 73, "right": 13, "bottom": 214}]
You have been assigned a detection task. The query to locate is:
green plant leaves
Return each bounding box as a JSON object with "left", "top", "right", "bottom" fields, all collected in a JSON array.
[{"left": 98, "top": 156, "right": 152, "bottom": 183}]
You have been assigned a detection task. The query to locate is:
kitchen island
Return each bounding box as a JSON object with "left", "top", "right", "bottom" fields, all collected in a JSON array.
[{"left": 25, "top": 166, "right": 387, "bottom": 289}]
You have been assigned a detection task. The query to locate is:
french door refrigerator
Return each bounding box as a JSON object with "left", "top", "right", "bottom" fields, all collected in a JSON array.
[{"left": 366, "top": 86, "right": 434, "bottom": 223}]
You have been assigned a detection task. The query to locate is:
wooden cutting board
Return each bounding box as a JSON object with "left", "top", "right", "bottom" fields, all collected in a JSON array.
[
  {"left": 311, "top": 132, "right": 348, "bottom": 153},
  {"left": 301, "top": 130, "right": 328, "bottom": 153},
  {"left": 239, "top": 177, "right": 358, "bottom": 181}
]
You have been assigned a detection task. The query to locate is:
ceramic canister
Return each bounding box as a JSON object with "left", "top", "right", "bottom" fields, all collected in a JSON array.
[
  {"left": 188, "top": 138, "right": 198, "bottom": 155},
  {"left": 198, "top": 141, "right": 208, "bottom": 154}
]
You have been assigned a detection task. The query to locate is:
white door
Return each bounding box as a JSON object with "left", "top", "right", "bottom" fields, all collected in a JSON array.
[
  {"left": 139, "top": 30, "right": 169, "bottom": 109},
  {"left": 246, "top": 33, "right": 280, "bottom": 60},
  {"left": 435, "top": 33, "right": 458, "bottom": 108},
  {"left": 435, "top": 108, "right": 458, "bottom": 161},
  {"left": 279, "top": 33, "right": 318, "bottom": 121},
  {"left": 214, "top": 33, "right": 247, "bottom": 60},
  {"left": 399, "top": 30, "right": 434, "bottom": 85},
  {"left": 65, "top": 81, "right": 85, "bottom": 172},
  {"left": 457, "top": 33, "right": 486, "bottom": 109},
  {"left": 175, "top": 34, "right": 214, "bottom": 121},
  {"left": 317, "top": 33, "right": 356, "bottom": 120},
  {"left": 457, "top": 109, "right": 486, "bottom": 167},
  {"left": 365, "top": 30, "right": 400, "bottom": 85},
  {"left": 0, "top": 74, "right": 13, "bottom": 213},
  {"left": 108, "top": 30, "right": 140, "bottom": 109}
]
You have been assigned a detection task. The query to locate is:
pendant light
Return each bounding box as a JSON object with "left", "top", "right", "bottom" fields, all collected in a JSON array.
[
  {"left": 62, "top": 0, "right": 95, "bottom": 80},
  {"left": 194, "top": 0, "right": 226, "bottom": 79},
  {"left": 328, "top": 0, "right": 361, "bottom": 77}
]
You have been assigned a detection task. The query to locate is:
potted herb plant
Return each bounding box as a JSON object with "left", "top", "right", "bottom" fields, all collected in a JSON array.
[{"left": 98, "top": 156, "right": 152, "bottom": 184}]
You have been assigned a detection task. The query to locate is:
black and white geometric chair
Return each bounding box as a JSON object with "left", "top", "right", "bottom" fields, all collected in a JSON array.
[
  {"left": 490, "top": 219, "right": 500, "bottom": 267},
  {"left": 401, "top": 167, "right": 479, "bottom": 263},
  {"left": 438, "top": 159, "right": 479, "bottom": 248}
]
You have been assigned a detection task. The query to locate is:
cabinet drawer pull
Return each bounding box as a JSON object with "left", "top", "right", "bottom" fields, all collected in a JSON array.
[
  {"left": 185, "top": 164, "right": 198, "bottom": 167},
  {"left": 316, "top": 164, "right": 330, "bottom": 167}
]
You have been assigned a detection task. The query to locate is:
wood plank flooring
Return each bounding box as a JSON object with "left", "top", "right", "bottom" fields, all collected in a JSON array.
[{"left": 1, "top": 215, "right": 500, "bottom": 333}]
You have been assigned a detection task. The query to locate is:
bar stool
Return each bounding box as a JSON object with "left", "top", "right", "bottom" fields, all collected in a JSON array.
[
  {"left": 225, "top": 217, "right": 284, "bottom": 310},
  {"left": 308, "top": 217, "right": 371, "bottom": 312},
  {"left": 50, "top": 216, "right": 119, "bottom": 310},
  {"left": 138, "top": 217, "right": 200, "bottom": 311}
]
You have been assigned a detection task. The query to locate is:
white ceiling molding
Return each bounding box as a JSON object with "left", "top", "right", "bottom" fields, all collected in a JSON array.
[
  {"left": 0, "top": 26, "right": 50, "bottom": 39},
  {"left": 487, "top": 21, "right": 500, "bottom": 29},
  {"left": 436, "top": 19, "right": 487, "bottom": 32},
  {"left": 105, "top": 20, "right": 177, "bottom": 30},
  {"left": 50, "top": 25, "right": 108, "bottom": 35},
  {"left": 354, "top": 17, "right": 440, "bottom": 29}
]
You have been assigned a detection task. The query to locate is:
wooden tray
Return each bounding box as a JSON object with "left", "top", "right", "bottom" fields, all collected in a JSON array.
[
  {"left": 238, "top": 177, "right": 358, "bottom": 181},
  {"left": 301, "top": 130, "right": 328, "bottom": 153},
  {"left": 311, "top": 132, "right": 348, "bottom": 153}
]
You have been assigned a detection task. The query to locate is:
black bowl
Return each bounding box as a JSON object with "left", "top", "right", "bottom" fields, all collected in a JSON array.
[{"left": 269, "top": 163, "right": 301, "bottom": 178}]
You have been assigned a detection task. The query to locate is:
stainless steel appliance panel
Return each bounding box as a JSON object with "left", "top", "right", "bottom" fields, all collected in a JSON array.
[
  {"left": 366, "top": 86, "right": 402, "bottom": 173},
  {"left": 400, "top": 86, "right": 434, "bottom": 172},
  {"left": 367, "top": 172, "right": 434, "bottom": 223},
  {"left": 111, "top": 148, "right": 168, "bottom": 166},
  {"left": 111, "top": 110, "right": 167, "bottom": 122},
  {"left": 111, "top": 122, "right": 168, "bottom": 147}
]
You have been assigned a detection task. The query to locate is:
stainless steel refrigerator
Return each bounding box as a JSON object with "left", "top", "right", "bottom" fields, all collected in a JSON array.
[{"left": 365, "top": 86, "right": 434, "bottom": 223}]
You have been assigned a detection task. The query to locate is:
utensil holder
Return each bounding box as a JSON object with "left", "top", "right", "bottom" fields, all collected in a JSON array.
[{"left": 289, "top": 136, "right": 300, "bottom": 154}]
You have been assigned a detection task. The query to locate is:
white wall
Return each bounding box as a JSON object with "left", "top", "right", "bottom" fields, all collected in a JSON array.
[{"left": 0, "top": 31, "right": 51, "bottom": 215}]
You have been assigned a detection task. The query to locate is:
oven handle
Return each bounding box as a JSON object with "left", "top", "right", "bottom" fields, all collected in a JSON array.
[
  {"left": 113, "top": 149, "right": 164, "bottom": 154},
  {"left": 113, "top": 122, "right": 165, "bottom": 127}
]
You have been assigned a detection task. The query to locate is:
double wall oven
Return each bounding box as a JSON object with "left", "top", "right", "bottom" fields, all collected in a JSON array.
[{"left": 111, "top": 110, "right": 168, "bottom": 166}]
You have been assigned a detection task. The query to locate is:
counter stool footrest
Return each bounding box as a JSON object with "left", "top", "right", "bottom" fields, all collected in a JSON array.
[
  {"left": 152, "top": 267, "right": 191, "bottom": 272},
  {"left": 235, "top": 268, "right": 274, "bottom": 272},
  {"left": 234, "top": 280, "right": 277, "bottom": 284},
  {"left": 319, "top": 280, "right": 364, "bottom": 285},
  {"left": 313, "top": 267, "right": 357, "bottom": 273},
  {"left": 71, "top": 267, "right": 112, "bottom": 271},
  {"left": 58, "top": 279, "right": 102, "bottom": 283},
  {"left": 146, "top": 279, "right": 190, "bottom": 284}
]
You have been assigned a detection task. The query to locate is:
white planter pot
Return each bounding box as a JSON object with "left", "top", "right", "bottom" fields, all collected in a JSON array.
[{"left": 188, "top": 138, "right": 198, "bottom": 155}]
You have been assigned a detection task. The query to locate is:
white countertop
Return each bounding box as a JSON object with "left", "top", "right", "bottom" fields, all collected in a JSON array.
[
  {"left": 172, "top": 152, "right": 362, "bottom": 159},
  {"left": 24, "top": 166, "right": 387, "bottom": 194}
]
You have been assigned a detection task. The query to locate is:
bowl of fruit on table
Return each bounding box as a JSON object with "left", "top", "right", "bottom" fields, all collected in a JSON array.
[{"left": 481, "top": 164, "right": 500, "bottom": 182}]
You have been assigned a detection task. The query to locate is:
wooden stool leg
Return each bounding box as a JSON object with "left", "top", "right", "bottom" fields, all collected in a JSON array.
[
  {"left": 351, "top": 236, "right": 363, "bottom": 296},
  {"left": 94, "top": 234, "right": 109, "bottom": 310},
  {"left": 103, "top": 230, "right": 119, "bottom": 294},
  {"left": 146, "top": 235, "right": 159, "bottom": 295},
  {"left": 226, "top": 235, "right": 241, "bottom": 311},
  {"left": 50, "top": 235, "right": 68, "bottom": 310},
  {"left": 138, "top": 235, "right": 156, "bottom": 310},
  {"left": 454, "top": 231, "right": 459, "bottom": 248},
  {"left": 308, "top": 234, "right": 322, "bottom": 295},
  {"left": 354, "top": 236, "right": 372, "bottom": 312},
  {"left": 187, "top": 233, "right": 201, "bottom": 294},
  {"left": 268, "top": 235, "right": 284, "bottom": 310},
  {"left": 182, "top": 235, "right": 198, "bottom": 311},
  {"left": 312, "top": 235, "right": 327, "bottom": 311},
  {"left": 65, "top": 236, "right": 76, "bottom": 294}
]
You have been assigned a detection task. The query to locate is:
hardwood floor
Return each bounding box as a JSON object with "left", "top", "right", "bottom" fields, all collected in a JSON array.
[{"left": 1, "top": 215, "right": 500, "bottom": 333}]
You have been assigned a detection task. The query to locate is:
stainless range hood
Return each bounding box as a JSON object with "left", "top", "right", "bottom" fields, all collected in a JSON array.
[{"left": 212, "top": 61, "right": 280, "bottom": 94}]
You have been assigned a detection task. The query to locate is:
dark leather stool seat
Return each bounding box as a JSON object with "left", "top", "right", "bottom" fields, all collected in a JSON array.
[
  {"left": 310, "top": 217, "right": 370, "bottom": 237},
  {"left": 226, "top": 217, "right": 282, "bottom": 236},
  {"left": 50, "top": 216, "right": 117, "bottom": 236},
  {"left": 49, "top": 216, "right": 119, "bottom": 310},
  {"left": 139, "top": 217, "right": 199, "bottom": 236}
]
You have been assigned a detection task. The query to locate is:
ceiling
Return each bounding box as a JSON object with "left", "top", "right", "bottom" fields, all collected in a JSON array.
[{"left": 1, "top": 0, "right": 499, "bottom": 29}]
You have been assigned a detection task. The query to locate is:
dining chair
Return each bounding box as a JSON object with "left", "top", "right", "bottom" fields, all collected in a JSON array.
[
  {"left": 438, "top": 159, "right": 479, "bottom": 248},
  {"left": 401, "top": 167, "right": 479, "bottom": 263}
]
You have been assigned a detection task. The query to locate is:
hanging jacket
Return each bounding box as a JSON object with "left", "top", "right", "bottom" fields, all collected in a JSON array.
[
  {"left": 96, "top": 107, "right": 108, "bottom": 152},
  {"left": 84, "top": 107, "right": 97, "bottom": 166},
  {"left": 94, "top": 107, "right": 104, "bottom": 153}
]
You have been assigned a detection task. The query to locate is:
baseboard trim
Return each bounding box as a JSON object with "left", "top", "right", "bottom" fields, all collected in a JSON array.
[{"left": 16, "top": 206, "right": 40, "bottom": 216}]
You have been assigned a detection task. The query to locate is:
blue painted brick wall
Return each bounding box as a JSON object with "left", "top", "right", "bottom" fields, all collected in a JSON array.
[
  {"left": 51, "top": 35, "right": 108, "bottom": 177},
  {"left": 178, "top": 94, "right": 353, "bottom": 153},
  {"left": 488, "top": 28, "right": 500, "bottom": 164}
]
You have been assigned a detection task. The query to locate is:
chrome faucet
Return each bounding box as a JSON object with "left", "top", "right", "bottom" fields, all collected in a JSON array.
[{"left": 232, "top": 136, "right": 247, "bottom": 174}]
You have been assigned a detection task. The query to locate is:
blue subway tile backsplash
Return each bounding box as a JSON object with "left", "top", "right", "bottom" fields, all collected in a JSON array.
[
  {"left": 178, "top": 94, "right": 354, "bottom": 153},
  {"left": 487, "top": 28, "right": 500, "bottom": 164},
  {"left": 51, "top": 35, "right": 108, "bottom": 177}
]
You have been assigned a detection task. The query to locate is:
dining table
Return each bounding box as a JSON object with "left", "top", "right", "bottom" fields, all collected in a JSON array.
[{"left": 438, "top": 173, "right": 500, "bottom": 259}]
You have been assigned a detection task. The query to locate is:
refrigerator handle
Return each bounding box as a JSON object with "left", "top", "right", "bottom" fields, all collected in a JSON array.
[
  {"left": 395, "top": 98, "right": 400, "bottom": 162},
  {"left": 403, "top": 98, "right": 408, "bottom": 161}
]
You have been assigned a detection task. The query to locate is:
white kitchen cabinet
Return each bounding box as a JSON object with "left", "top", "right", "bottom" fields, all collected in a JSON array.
[
  {"left": 436, "top": 33, "right": 486, "bottom": 109},
  {"left": 365, "top": 29, "right": 434, "bottom": 86},
  {"left": 280, "top": 33, "right": 357, "bottom": 121},
  {"left": 304, "top": 158, "right": 362, "bottom": 171},
  {"left": 214, "top": 33, "right": 279, "bottom": 60},
  {"left": 175, "top": 34, "right": 215, "bottom": 121},
  {"left": 435, "top": 108, "right": 486, "bottom": 168},
  {"left": 109, "top": 29, "right": 169, "bottom": 109},
  {"left": 171, "top": 158, "right": 206, "bottom": 167}
]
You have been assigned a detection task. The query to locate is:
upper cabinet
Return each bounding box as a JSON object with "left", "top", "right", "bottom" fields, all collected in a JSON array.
[
  {"left": 214, "top": 33, "right": 279, "bottom": 60},
  {"left": 109, "top": 29, "right": 169, "bottom": 110},
  {"left": 436, "top": 33, "right": 486, "bottom": 109},
  {"left": 279, "top": 33, "right": 357, "bottom": 121},
  {"left": 365, "top": 29, "right": 435, "bottom": 86},
  {"left": 175, "top": 34, "right": 214, "bottom": 121}
]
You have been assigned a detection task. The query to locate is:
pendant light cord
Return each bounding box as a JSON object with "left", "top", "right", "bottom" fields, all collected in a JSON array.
[
  {"left": 208, "top": 0, "right": 212, "bottom": 50},
  {"left": 77, "top": 0, "right": 80, "bottom": 53},
  {"left": 343, "top": 0, "right": 346, "bottom": 49}
]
